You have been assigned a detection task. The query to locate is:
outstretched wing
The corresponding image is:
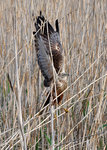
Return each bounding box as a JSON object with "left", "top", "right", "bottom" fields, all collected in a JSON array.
[
  {"left": 33, "top": 12, "right": 63, "bottom": 74},
  {"left": 34, "top": 34, "right": 53, "bottom": 87}
]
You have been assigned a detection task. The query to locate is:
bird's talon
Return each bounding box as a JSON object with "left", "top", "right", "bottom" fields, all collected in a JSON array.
[
  {"left": 54, "top": 114, "right": 57, "bottom": 120},
  {"left": 63, "top": 108, "right": 69, "bottom": 113}
]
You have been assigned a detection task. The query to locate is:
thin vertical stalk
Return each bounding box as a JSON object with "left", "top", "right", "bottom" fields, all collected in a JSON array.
[
  {"left": 12, "top": 1, "right": 27, "bottom": 149},
  {"left": 46, "top": 21, "right": 55, "bottom": 150},
  {"left": 14, "top": 38, "right": 27, "bottom": 150},
  {"left": 51, "top": 104, "right": 55, "bottom": 150}
]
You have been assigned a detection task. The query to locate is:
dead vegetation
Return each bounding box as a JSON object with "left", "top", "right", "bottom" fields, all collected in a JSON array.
[{"left": 0, "top": 0, "right": 107, "bottom": 149}]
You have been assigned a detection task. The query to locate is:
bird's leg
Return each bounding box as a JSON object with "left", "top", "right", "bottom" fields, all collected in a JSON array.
[
  {"left": 61, "top": 107, "right": 69, "bottom": 113},
  {"left": 58, "top": 99, "right": 69, "bottom": 113},
  {"left": 54, "top": 113, "right": 57, "bottom": 120}
]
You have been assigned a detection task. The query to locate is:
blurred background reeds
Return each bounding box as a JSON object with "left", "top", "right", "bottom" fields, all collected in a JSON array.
[{"left": 0, "top": 0, "right": 107, "bottom": 149}]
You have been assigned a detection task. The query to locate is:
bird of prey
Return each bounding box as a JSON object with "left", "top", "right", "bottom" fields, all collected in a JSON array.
[{"left": 33, "top": 12, "right": 67, "bottom": 113}]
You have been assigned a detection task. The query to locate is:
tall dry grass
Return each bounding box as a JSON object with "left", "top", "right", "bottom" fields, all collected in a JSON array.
[{"left": 0, "top": 0, "right": 107, "bottom": 149}]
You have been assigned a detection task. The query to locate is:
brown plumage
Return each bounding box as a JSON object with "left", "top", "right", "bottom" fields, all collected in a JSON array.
[{"left": 33, "top": 12, "right": 67, "bottom": 113}]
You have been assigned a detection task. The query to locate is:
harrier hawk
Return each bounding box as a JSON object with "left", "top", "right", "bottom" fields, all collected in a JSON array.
[{"left": 33, "top": 12, "right": 67, "bottom": 113}]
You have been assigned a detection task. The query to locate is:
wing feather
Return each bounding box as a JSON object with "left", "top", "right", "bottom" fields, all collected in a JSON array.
[
  {"left": 33, "top": 12, "right": 64, "bottom": 86},
  {"left": 41, "top": 32, "right": 63, "bottom": 73},
  {"left": 36, "top": 36, "right": 53, "bottom": 86}
]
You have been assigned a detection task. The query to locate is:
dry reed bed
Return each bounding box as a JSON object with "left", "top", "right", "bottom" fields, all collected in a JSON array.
[{"left": 0, "top": 0, "right": 107, "bottom": 149}]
